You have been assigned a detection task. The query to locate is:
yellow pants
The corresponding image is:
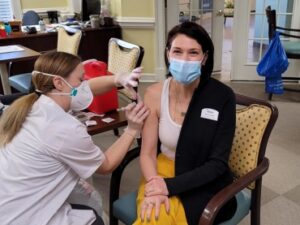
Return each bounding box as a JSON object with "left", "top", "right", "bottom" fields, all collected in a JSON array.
[{"left": 133, "top": 154, "right": 188, "bottom": 225}]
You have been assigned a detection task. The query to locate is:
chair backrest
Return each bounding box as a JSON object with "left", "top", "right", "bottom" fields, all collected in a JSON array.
[
  {"left": 108, "top": 38, "right": 144, "bottom": 100},
  {"left": 229, "top": 93, "right": 278, "bottom": 189},
  {"left": 265, "top": 6, "right": 300, "bottom": 40},
  {"left": 108, "top": 38, "right": 144, "bottom": 75},
  {"left": 57, "top": 28, "right": 82, "bottom": 55},
  {"left": 266, "top": 5, "right": 300, "bottom": 59},
  {"left": 22, "top": 10, "right": 40, "bottom": 26}
]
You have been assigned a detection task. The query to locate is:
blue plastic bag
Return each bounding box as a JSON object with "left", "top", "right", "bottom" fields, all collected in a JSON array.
[
  {"left": 265, "top": 77, "right": 284, "bottom": 94},
  {"left": 257, "top": 31, "right": 289, "bottom": 78}
]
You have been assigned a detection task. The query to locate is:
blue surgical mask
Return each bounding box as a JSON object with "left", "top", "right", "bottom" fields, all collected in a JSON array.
[{"left": 169, "top": 58, "right": 201, "bottom": 85}]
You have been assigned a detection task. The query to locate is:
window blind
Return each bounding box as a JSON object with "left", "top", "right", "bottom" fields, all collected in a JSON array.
[{"left": 0, "top": 0, "right": 13, "bottom": 21}]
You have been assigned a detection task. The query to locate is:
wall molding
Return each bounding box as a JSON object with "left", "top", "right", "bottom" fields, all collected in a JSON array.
[{"left": 115, "top": 17, "right": 155, "bottom": 29}]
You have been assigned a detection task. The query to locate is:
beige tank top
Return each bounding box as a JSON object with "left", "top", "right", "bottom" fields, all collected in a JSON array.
[{"left": 159, "top": 78, "right": 182, "bottom": 160}]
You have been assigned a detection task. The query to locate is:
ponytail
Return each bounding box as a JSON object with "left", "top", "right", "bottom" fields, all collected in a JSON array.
[
  {"left": 0, "top": 51, "right": 81, "bottom": 147},
  {"left": 0, "top": 93, "right": 39, "bottom": 147}
]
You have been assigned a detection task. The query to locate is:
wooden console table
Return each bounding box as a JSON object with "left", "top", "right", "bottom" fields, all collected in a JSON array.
[{"left": 0, "top": 25, "right": 122, "bottom": 94}]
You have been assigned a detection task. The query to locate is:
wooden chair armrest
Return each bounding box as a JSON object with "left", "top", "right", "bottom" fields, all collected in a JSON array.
[{"left": 198, "top": 157, "right": 270, "bottom": 225}]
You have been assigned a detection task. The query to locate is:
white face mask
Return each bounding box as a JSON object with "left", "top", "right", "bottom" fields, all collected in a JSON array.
[
  {"left": 67, "top": 80, "right": 93, "bottom": 111},
  {"left": 33, "top": 71, "right": 94, "bottom": 111}
]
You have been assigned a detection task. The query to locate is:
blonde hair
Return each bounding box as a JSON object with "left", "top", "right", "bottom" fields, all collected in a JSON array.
[{"left": 0, "top": 51, "right": 81, "bottom": 147}]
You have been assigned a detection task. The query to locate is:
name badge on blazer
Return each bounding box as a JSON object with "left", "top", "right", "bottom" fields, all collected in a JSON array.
[{"left": 201, "top": 108, "right": 219, "bottom": 121}]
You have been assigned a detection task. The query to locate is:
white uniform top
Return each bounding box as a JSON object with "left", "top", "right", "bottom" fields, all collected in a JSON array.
[
  {"left": 159, "top": 78, "right": 182, "bottom": 160},
  {"left": 0, "top": 95, "right": 105, "bottom": 225}
]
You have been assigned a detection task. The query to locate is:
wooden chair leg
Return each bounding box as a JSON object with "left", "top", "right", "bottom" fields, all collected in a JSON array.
[{"left": 251, "top": 179, "right": 262, "bottom": 225}]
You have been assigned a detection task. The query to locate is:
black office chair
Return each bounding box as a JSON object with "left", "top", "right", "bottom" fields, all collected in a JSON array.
[
  {"left": 265, "top": 5, "right": 300, "bottom": 100},
  {"left": 22, "top": 10, "right": 40, "bottom": 26}
]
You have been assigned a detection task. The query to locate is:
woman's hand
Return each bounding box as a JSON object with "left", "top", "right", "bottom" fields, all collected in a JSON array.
[
  {"left": 124, "top": 99, "right": 149, "bottom": 137},
  {"left": 140, "top": 195, "right": 170, "bottom": 222},
  {"left": 144, "top": 176, "right": 169, "bottom": 197},
  {"left": 114, "top": 67, "right": 142, "bottom": 100}
]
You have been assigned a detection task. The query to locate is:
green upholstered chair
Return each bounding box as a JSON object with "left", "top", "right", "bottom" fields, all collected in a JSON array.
[
  {"left": 8, "top": 73, "right": 32, "bottom": 93},
  {"left": 109, "top": 93, "right": 278, "bottom": 225},
  {"left": 265, "top": 5, "right": 300, "bottom": 100},
  {"left": 8, "top": 10, "right": 42, "bottom": 93}
]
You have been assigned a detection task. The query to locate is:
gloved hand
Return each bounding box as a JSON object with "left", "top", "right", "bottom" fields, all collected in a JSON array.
[
  {"left": 123, "top": 95, "right": 149, "bottom": 138},
  {"left": 78, "top": 178, "right": 94, "bottom": 196},
  {"left": 114, "top": 67, "right": 143, "bottom": 100}
]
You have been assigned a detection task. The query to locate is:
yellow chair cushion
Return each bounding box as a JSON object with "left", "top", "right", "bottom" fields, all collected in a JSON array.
[{"left": 229, "top": 104, "right": 272, "bottom": 189}]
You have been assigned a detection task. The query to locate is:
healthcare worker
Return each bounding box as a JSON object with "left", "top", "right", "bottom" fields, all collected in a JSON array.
[{"left": 0, "top": 51, "right": 149, "bottom": 225}]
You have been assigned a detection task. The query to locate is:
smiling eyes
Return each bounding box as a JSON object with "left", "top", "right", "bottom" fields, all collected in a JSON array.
[{"left": 171, "top": 49, "right": 202, "bottom": 56}]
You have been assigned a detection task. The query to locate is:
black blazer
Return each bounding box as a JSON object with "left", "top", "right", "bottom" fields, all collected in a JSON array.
[{"left": 164, "top": 78, "right": 236, "bottom": 225}]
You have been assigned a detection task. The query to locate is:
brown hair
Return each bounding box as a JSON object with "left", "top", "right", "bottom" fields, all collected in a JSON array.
[
  {"left": 164, "top": 21, "right": 214, "bottom": 82},
  {"left": 0, "top": 51, "right": 81, "bottom": 147}
]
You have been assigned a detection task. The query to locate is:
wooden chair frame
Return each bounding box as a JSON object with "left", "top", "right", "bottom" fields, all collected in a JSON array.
[
  {"left": 199, "top": 93, "right": 278, "bottom": 225},
  {"left": 109, "top": 93, "right": 278, "bottom": 225}
]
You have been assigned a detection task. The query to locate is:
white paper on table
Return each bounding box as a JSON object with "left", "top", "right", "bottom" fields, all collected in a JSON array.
[
  {"left": 102, "top": 117, "right": 115, "bottom": 123},
  {"left": 0, "top": 45, "right": 24, "bottom": 54}
]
